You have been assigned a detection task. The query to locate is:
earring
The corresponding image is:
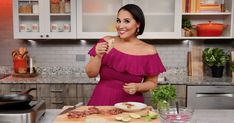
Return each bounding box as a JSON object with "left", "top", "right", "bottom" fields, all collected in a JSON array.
[{"left": 136, "top": 28, "right": 139, "bottom": 35}]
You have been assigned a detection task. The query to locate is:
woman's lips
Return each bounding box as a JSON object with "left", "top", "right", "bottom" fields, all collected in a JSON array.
[{"left": 118, "top": 30, "right": 127, "bottom": 35}]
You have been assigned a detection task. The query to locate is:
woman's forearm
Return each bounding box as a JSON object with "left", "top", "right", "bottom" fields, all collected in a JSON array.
[
  {"left": 85, "top": 56, "right": 102, "bottom": 77},
  {"left": 137, "top": 81, "right": 157, "bottom": 92}
]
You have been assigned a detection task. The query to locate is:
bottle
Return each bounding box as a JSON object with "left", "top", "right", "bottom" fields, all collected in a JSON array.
[
  {"left": 59, "top": 0, "right": 65, "bottom": 13},
  {"left": 64, "top": 0, "right": 70, "bottom": 13}
]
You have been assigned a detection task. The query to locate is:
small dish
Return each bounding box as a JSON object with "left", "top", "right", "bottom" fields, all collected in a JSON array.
[{"left": 114, "top": 102, "right": 147, "bottom": 112}]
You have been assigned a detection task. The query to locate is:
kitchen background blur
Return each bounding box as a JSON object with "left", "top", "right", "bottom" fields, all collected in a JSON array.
[{"left": 0, "top": 0, "right": 233, "bottom": 76}]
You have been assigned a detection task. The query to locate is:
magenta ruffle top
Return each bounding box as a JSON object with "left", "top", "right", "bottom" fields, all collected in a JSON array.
[{"left": 87, "top": 38, "right": 166, "bottom": 106}]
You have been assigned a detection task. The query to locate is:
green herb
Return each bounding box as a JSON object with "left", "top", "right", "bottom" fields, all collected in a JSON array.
[
  {"left": 182, "top": 18, "right": 192, "bottom": 29},
  {"left": 203, "top": 48, "right": 230, "bottom": 67},
  {"left": 151, "top": 84, "right": 176, "bottom": 108},
  {"left": 231, "top": 61, "right": 234, "bottom": 72}
]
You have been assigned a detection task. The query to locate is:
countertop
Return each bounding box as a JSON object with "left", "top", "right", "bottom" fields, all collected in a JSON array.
[
  {"left": 40, "top": 109, "right": 234, "bottom": 123},
  {"left": 0, "top": 74, "right": 234, "bottom": 85}
]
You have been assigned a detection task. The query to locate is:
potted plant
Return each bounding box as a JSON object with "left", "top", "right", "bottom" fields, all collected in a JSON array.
[
  {"left": 203, "top": 48, "right": 230, "bottom": 77},
  {"left": 231, "top": 60, "right": 234, "bottom": 77},
  {"left": 182, "top": 18, "right": 196, "bottom": 37},
  {"left": 151, "top": 84, "right": 176, "bottom": 111}
]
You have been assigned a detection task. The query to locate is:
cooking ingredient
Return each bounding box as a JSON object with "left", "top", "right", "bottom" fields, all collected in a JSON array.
[
  {"left": 106, "top": 38, "right": 114, "bottom": 53},
  {"left": 121, "top": 117, "right": 131, "bottom": 122},
  {"left": 148, "top": 111, "right": 157, "bottom": 119},
  {"left": 115, "top": 116, "right": 123, "bottom": 121},
  {"left": 151, "top": 84, "right": 176, "bottom": 109},
  {"left": 129, "top": 113, "right": 141, "bottom": 119},
  {"left": 144, "top": 110, "right": 158, "bottom": 122}
]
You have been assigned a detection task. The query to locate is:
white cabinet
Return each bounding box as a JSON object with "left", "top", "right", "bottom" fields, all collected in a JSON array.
[
  {"left": 12, "top": 0, "right": 234, "bottom": 39},
  {"left": 77, "top": 0, "right": 181, "bottom": 39},
  {"left": 13, "top": 0, "right": 76, "bottom": 39},
  {"left": 181, "top": 0, "right": 234, "bottom": 39}
]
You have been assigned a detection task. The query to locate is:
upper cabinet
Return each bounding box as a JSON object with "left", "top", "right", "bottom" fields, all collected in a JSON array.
[
  {"left": 13, "top": 0, "right": 76, "bottom": 39},
  {"left": 12, "top": 0, "right": 234, "bottom": 39},
  {"left": 76, "top": 0, "right": 181, "bottom": 39}
]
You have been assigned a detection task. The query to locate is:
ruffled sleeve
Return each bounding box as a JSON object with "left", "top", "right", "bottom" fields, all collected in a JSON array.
[
  {"left": 102, "top": 48, "right": 166, "bottom": 76},
  {"left": 88, "top": 38, "right": 105, "bottom": 56}
]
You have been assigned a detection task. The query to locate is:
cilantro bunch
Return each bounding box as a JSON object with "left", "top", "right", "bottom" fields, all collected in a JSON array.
[{"left": 151, "top": 84, "right": 176, "bottom": 108}]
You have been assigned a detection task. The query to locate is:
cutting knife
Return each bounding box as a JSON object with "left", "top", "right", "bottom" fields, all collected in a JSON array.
[{"left": 59, "top": 102, "right": 83, "bottom": 115}]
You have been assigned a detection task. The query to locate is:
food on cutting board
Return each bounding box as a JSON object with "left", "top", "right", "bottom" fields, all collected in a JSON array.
[
  {"left": 67, "top": 106, "right": 123, "bottom": 119},
  {"left": 129, "top": 113, "right": 141, "bottom": 119}
]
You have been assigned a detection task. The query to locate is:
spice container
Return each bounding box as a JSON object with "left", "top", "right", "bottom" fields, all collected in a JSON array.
[
  {"left": 51, "top": 3, "right": 60, "bottom": 13},
  {"left": 64, "top": 0, "right": 70, "bottom": 13},
  {"left": 19, "top": 3, "right": 32, "bottom": 13},
  {"left": 59, "top": 0, "right": 65, "bottom": 13}
]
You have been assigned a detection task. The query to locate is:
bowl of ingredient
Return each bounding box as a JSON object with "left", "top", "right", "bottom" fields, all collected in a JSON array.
[{"left": 159, "top": 107, "right": 194, "bottom": 123}]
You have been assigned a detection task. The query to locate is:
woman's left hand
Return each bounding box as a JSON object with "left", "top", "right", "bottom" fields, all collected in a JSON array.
[{"left": 123, "top": 83, "right": 139, "bottom": 95}]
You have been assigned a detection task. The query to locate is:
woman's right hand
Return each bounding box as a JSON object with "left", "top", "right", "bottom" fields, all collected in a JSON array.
[{"left": 95, "top": 42, "right": 108, "bottom": 58}]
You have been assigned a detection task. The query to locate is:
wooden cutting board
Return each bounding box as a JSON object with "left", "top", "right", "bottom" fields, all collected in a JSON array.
[{"left": 53, "top": 106, "right": 160, "bottom": 123}]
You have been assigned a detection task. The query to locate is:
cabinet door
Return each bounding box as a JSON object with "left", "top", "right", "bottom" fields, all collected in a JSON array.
[
  {"left": 77, "top": 0, "right": 181, "bottom": 39},
  {"left": 13, "top": 0, "right": 42, "bottom": 39},
  {"left": 129, "top": 0, "right": 181, "bottom": 39},
  {"left": 77, "top": 0, "right": 123, "bottom": 39},
  {"left": 13, "top": 0, "right": 77, "bottom": 39},
  {"left": 45, "top": 0, "right": 77, "bottom": 39}
]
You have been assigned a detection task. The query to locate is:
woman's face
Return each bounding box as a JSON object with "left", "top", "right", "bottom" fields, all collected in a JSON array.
[{"left": 116, "top": 9, "right": 139, "bottom": 40}]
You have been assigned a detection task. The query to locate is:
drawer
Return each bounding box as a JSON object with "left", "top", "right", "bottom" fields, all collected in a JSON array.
[{"left": 37, "top": 84, "right": 77, "bottom": 98}]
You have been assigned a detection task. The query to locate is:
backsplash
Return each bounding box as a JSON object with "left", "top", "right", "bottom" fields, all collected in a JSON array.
[{"left": 0, "top": 0, "right": 233, "bottom": 77}]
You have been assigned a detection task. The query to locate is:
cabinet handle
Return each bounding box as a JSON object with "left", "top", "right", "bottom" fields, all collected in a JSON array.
[
  {"left": 40, "top": 35, "right": 43, "bottom": 38},
  {"left": 196, "top": 93, "right": 234, "bottom": 98},
  {"left": 46, "top": 34, "right": 49, "bottom": 37},
  {"left": 10, "top": 89, "right": 22, "bottom": 92},
  {"left": 50, "top": 89, "right": 63, "bottom": 93},
  {"left": 51, "top": 101, "right": 64, "bottom": 104}
]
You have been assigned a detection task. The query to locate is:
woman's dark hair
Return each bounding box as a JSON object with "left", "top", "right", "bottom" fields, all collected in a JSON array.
[{"left": 118, "top": 4, "right": 145, "bottom": 36}]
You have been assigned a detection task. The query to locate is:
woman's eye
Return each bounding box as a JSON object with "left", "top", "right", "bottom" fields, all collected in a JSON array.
[
  {"left": 116, "top": 19, "right": 121, "bottom": 23},
  {"left": 124, "top": 20, "right": 130, "bottom": 23}
]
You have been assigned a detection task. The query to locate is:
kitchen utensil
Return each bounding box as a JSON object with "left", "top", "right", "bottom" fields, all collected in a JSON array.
[
  {"left": 59, "top": 102, "right": 83, "bottom": 115},
  {"left": 0, "top": 88, "right": 36, "bottom": 110},
  {"left": 197, "top": 21, "right": 226, "bottom": 36}
]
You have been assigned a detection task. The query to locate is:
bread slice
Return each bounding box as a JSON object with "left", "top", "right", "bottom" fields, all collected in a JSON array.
[{"left": 106, "top": 38, "right": 115, "bottom": 53}]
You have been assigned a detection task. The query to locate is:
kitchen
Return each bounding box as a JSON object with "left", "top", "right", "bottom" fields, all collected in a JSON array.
[{"left": 0, "top": 0, "right": 234, "bottom": 123}]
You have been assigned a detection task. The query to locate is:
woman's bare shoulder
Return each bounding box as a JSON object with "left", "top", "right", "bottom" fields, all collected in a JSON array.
[{"left": 139, "top": 41, "right": 157, "bottom": 54}]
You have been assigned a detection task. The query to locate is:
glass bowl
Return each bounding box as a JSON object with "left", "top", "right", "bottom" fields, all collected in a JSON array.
[{"left": 158, "top": 107, "right": 194, "bottom": 123}]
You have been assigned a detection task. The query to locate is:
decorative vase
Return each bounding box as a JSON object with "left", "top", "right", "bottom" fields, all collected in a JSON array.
[{"left": 211, "top": 66, "right": 224, "bottom": 77}]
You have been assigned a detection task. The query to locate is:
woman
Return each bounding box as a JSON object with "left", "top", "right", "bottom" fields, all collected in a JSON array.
[{"left": 86, "top": 4, "right": 166, "bottom": 106}]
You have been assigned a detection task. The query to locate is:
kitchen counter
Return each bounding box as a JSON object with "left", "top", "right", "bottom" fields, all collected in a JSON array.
[
  {"left": 0, "top": 74, "right": 233, "bottom": 85},
  {"left": 40, "top": 109, "right": 234, "bottom": 123}
]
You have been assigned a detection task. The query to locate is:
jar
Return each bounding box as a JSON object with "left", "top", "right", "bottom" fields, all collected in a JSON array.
[
  {"left": 59, "top": 0, "right": 65, "bottom": 13},
  {"left": 51, "top": 3, "right": 60, "bottom": 13},
  {"left": 13, "top": 58, "right": 28, "bottom": 74},
  {"left": 64, "top": 0, "right": 70, "bottom": 13}
]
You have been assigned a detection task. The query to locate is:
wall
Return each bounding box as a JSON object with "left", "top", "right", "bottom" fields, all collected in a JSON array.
[{"left": 0, "top": 0, "right": 233, "bottom": 74}]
